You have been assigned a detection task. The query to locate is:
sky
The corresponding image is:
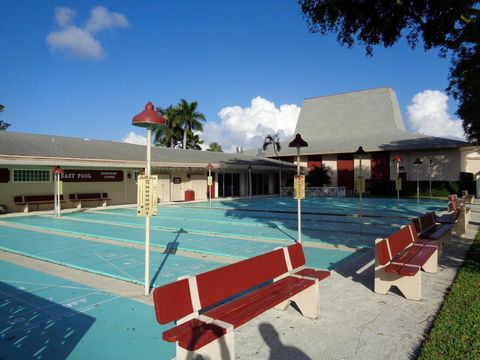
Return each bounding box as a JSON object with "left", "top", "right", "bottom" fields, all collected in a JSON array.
[{"left": 0, "top": 0, "right": 466, "bottom": 152}]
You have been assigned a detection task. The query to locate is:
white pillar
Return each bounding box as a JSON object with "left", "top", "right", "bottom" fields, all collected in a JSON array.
[{"left": 297, "top": 148, "right": 302, "bottom": 243}]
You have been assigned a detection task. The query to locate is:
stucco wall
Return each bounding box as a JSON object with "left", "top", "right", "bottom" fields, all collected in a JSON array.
[
  {"left": 0, "top": 166, "right": 139, "bottom": 213},
  {"left": 389, "top": 149, "right": 461, "bottom": 181},
  {"left": 322, "top": 154, "right": 338, "bottom": 187}
]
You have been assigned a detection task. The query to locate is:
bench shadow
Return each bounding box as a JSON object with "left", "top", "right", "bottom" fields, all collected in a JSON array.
[
  {"left": 258, "top": 322, "right": 311, "bottom": 360},
  {"left": 0, "top": 281, "right": 95, "bottom": 360},
  {"left": 333, "top": 248, "right": 376, "bottom": 291}
]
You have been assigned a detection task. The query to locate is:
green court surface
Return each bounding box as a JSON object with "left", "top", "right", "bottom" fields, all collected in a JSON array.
[
  {"left": 0, "top": 260, "right": 174, "bottom": 360},
  {"left": 0, "top": 225, "right": 224, "bottom": 287}
]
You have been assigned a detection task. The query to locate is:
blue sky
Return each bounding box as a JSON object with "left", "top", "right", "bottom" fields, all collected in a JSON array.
[{"left": 0, "top": 1, "right": 464, "bottom": 152}]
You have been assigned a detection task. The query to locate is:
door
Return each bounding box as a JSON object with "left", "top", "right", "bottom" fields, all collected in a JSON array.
[{"left": 172, "top": 176, "right": 184, "bottom": 201}]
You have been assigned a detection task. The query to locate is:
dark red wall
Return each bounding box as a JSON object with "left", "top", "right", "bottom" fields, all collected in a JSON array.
[
  {"left": 371, "top": 152, "right": 390, "bottom": 180},
  {"left": 337, "top": 154, "right": 354, "bottom": 189}
]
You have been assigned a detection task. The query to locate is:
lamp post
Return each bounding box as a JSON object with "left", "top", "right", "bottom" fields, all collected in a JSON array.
[
  {"left": 247, "top": 165, "right": 252, "bottom": 200},
  {"left": 132, "top": 101, "right": 167, "bottom": 296},
  {"left": 354, "top": 146, "right": 366, "bottom": 211},
  {"left": 206, "top": 162, "right": 214, "bottom": 206},
  {"left": 414, "top": 158, "right": 423, "bottom": 204},
  {"left": 392, "top": 155, "right": 403, "bottom": 210},
  {"left": 288, "top": 133, "right": 308, "bottom": 243},
  {"left": 52, "top": 166, "right": 64, "bottom": 218},
  {"left": 429, "top": 158, "right": 433, "bottom": 200}
]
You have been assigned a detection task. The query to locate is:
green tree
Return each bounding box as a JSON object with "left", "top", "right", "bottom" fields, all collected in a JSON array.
[
  {"left": 186, "top": 132, "right": 204, "bottom": 150},
  {"left": 176, "top": 99, "right": 206, "bottom": 150},
  {"left": 298, "top": 0, "right": 479, "bottom": 143},
  {"left": 0, "top": 104, "right": 11, "bottom": 131},
  {"left": 154, "top": 105, "right": 182, "bottom": 148},
  {"left": 306, "top": 164, "right": 332, "bottom": 187},
  {"left": 207, "top": 142, "right": 223, "bottom": 152}
]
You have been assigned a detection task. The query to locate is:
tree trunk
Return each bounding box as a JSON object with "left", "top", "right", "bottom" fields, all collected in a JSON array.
[{"left": 183, "top": 129, "right": 187, "bottom": 149}]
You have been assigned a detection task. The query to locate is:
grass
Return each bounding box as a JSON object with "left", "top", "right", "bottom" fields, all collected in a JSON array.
[{"left": 418, "top": 234, "right": 480, "bottom": 359}]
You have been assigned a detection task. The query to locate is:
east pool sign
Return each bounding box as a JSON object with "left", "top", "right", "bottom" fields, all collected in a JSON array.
[{"left": 60, "top": 170, "right": 123, "bottom": 182}]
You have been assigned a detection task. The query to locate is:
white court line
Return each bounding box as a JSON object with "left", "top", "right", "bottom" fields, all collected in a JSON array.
[{"left": 93, "top": 252, "right": 138, "bottom": 282}]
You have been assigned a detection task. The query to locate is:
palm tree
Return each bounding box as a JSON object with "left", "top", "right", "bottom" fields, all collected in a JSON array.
[
  {"left": 207, "top": 142, "right": 223, "bottom": 152},
  {"left": 176, "top": 99, "right": 206, "bottom": 150},
  {"left": 154, "top": 105, "right": 182, "bottom": 147},
  {"left": 263, "top": 133, "right": 284, "bottom": 195},
  {"left": 262, "top": 133, "right": 281, "bottom": 158}
]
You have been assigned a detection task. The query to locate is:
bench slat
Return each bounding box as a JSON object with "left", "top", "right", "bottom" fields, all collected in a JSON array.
[
  {"left": 398, "top": 245, "right": 437, "bottom": 276},
  {"left": 420, "top": 224, "right": 452, "bottom": 240},
  {"left": 153, "top": 278, "right": 193, "bottom": 325},
  {"left": 168, "top": 276, "right": 315, "bottom": 351},
  {"left": 196, "top": 244, "right": 304, "bottom": 310}
]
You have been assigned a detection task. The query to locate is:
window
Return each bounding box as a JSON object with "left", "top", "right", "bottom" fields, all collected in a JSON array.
[{"left": 13, "top": 169, "right": 51, "bottom": 182}]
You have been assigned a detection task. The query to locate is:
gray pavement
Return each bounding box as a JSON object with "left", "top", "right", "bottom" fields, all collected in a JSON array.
[{"left": 234, "top": 203, "right": 479, "bottom": 360}]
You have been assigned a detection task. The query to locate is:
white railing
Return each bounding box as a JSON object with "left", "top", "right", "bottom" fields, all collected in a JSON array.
[{"left": 281, "top": 186, "right": 347, "bottom": 197}]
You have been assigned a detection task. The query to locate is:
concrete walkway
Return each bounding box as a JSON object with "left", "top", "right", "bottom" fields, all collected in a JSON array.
[{"left": 234, "top": 204, "right": 479, "bottom": 360}]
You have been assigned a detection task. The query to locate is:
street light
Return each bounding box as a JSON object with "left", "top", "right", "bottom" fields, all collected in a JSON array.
[
  {"left": 392, "top": 155, "right": 403, "bottom": 210},
  {"left": 247, "top": 165, "right": 252, "bottom": 200},
  {"left": 206, "top": 162, "right": 214, "bottom": 206},
  {"left": 354, "top": 146, "right": 366, "bottom": 211},
  {"left": 429, "top": 158, "right": 433, "bottom": 200},
  {"left": 52, "top": 166, "right": 64, "bottom": 218},
  {"left": 414, "top": 158, "right": 423, "bottom": 204},
  {"left": 288, "top": 133, "right": 308, "bottom": 243},
  {"left": 132, "top": 101, "right": 167, "bottom": 296}
]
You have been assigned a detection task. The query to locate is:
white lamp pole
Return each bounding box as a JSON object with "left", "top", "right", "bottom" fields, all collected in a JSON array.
[
  {"left": 429, "top": 158, "right": 433, "bottom": 200},
  {"left": 132, "top": 102, "right": 167, "bottom": 296},
  {"left": 354, "top": 146, "right": 366, "bottom": 211},
  {"left": 414, "top": 158, "right": 423, "bottom": 205},
  {"left": 393, "top": 155, "right": 403, "bottom": 211},
  {"left": 52, "top": 166, "right": 64, "bottom": 218},
  {"left": 288, "top": 134, "right": 308, "bottom": 244}
]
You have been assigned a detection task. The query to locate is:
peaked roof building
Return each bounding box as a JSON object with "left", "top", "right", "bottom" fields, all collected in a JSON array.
[{"left": 257, "top": 87, "right": 468, "bottom": 157}]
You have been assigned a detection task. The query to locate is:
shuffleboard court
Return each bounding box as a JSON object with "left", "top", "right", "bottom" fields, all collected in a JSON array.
[{"left": 0, "top": 260, "right": 174, "bottom": 360}]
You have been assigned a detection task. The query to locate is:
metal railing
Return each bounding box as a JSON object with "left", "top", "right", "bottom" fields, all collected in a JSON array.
[{"left": 281, "top": 186, "right": 347, "bottom": 197}]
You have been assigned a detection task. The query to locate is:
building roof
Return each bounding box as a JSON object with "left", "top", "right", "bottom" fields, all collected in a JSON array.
[
  {"left": 0, "top": 131, "right": 294, "bottom": 171},
  {"left": 251, "top": 87, "right": 469, "bottom": 157}
]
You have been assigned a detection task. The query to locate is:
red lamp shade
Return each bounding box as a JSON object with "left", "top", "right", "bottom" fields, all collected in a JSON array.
[
  {"left": 206, "top": 162, "right": 214, "bottom": 170},
  {"left": 132, "top": 102, "right": 167, "bottom": 128},
  {"left": 393, "top": 155, "right": 403, "bottom": 162},
  {"left": 52, "top": 166, "right": 64, "bottom": 175},
  {"left": 288, "top": 133, "right": 308, "bottom": 148}
]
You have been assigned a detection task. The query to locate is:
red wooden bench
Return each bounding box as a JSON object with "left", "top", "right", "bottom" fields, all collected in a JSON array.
[
  {"left": 68, "top": 193, "right": 110, "bottom": 208},
  {"left": 374, "top": 224, "right": 438, "bottom": 301},
  {"left": 413, "top": 212, "right": 453, "bottom": 256},
  {"left": 14, "top": 194, "right": 64, "bottom": 212},
  {"left": 153, "top": 243, "right": 330, "bottom": 359}
]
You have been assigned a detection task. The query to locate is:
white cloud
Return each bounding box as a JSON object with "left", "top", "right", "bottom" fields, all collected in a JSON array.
[
  {"left": 407, "top": 90, "right": 465, "bottom": 140},
  {"left": 203, "top": 97, "right": 300, "bottom": 153},
  {"left": 46, "top": 6, "right": 129, "bottom": 59},
  {"left": 122, "top": 132, "right": 146, "bottom": 145}
]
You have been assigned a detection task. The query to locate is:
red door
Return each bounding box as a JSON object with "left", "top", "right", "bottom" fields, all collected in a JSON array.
[{"left": 337, "top": 154, "right": 354, "bottom": 189}]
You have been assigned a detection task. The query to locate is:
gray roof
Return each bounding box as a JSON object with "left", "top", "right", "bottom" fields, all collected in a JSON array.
[
  {"left": 251, "top": 87, "right": 469, "bottom": 157},
  {"left": 0, "top": 131, "right": 294, "bottom": 170}
]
